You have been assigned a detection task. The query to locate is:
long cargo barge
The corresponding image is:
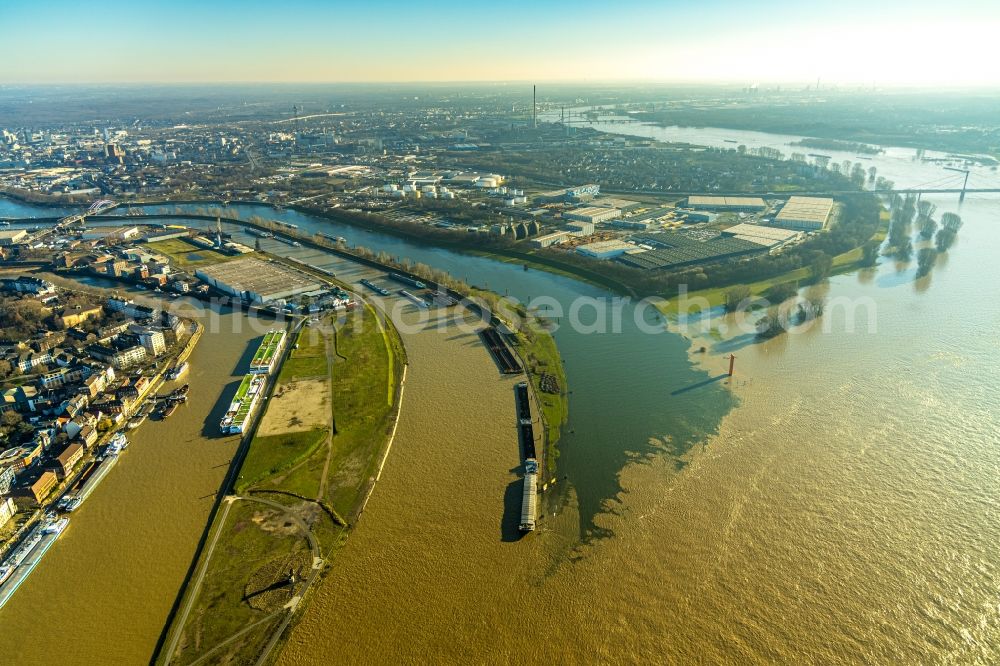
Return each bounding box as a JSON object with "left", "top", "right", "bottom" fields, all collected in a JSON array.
[
  {"left": 515, "top": 382, "right": 536, "bottom": 459},
  {"left": 220, "top": 374, "right": 267, "bottom": 434},
  {"left": 388, "top": 272, "right": 426, "bottom": 289},
  {"left": 0, "top": 517, "right": 69, "bottom": 609},
  {"left": 399, "top": 289, "right": 429, "bottom": 308},
  {"left": 360, "top": 279, "right": 390, "bottom": 296},
  {"left": 520, "top": 459, "right": 538, "bottom": 532},
  {"left": 480, "top": 327, "right": 522, "bottom": 375}
]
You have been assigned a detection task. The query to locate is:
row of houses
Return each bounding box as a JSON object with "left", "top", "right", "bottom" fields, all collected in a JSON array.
[{"left": 1, "top": 292, "right": 182, "bottom": 518}]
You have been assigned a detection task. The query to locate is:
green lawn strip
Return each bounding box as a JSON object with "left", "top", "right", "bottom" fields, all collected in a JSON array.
[
  {"left": 322, "top": 303, "right": 397, "bottom": 517},
  {"left": 277, "top": 356, "right": 328, "bottom": 382},
  {"left": 262, "top": 451, "right": 326, "bottom": 501},
  {"left": 160, "top": 305, "right": 405, "bottom": 664},
  {"left": 144, "top": 238, "right": 235, "bottom": 267},
  {"left": 517, "top": 327, "right": 568, "bottom": 475},
  {"left": 235, "top": 427, "right": 329, "bottom": 494},
  {"left": 277, "top": 327, "right": 329, "bottom": 382}
]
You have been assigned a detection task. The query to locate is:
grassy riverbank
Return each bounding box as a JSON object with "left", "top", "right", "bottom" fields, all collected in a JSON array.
[
  {"left": 516, "top": 326, "right": 568, "bottom": 476},
  {"left": 158, "top": 303, "right": 404, "bottom": 666}
]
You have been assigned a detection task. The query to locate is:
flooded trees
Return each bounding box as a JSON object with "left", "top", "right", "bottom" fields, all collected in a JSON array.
[
  {"left": 724, "top": 285, "right": 752, "bottom": 312},
  {"left": 916, "top": 248, "right": 938, "bottom": 277},
  {"left": 916, "top": 201, "right": 938, "bottom": 239},
  {"left": 935, "top": 213, "right": 963, "bottom": 251}
]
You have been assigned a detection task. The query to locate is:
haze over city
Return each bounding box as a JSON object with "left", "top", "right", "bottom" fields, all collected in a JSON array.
[{"left": 3, "top": 0, "right": 999, "bottom": 86}]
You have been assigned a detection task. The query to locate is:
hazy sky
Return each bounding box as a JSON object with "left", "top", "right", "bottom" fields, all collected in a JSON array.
[{"left": 3, "top": 0, "right": 998, "bottom": 86}]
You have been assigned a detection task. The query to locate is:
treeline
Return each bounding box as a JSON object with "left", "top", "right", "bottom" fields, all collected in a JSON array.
[
  {"left": 883, "top": 194, "right": 963, "bottom": 277},
  {"left": 792, "top": 138, "right": 883, "bottom": 154}
]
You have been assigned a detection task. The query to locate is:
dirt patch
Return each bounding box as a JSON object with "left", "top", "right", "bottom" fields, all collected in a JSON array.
[{"left": 257, "top": 378, "right": 329, "bottom": 436}]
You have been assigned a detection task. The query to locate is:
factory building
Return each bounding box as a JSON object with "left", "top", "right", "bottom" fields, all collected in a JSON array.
[
  {"left": 592, "top": 197, "right": 642, "bottom": 212},
  {"left": 772, "top": 196, "right": 834, "bottom": 231},
  {"left": 79, "top": 226, "right": 141, "bottom": 242}
]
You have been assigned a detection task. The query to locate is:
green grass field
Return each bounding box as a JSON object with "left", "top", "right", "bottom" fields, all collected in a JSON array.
[
  {"left": 169, "top": 500, "right": 311, "bottom": 664},
  {"left": 235, "top": 428, "right": 328, "bottom": 494},
  {"left": 145, "top": 238, "right": 236, "bottom": 267},
  {"left": 277, "top": 325, "right": 328, "bottom": 382}
]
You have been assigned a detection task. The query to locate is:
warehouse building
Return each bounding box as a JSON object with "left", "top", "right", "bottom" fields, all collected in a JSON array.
[
  {"left": 565, "top": 220, "right": 595, "bottom": 236},
  {"left": 563, "top": 206, "right": 622, "bottom": 224},
  {"left": 534, "top": 183, "right": 600, "bottom": 203},
  {"left": 686, "top": 196, "right": 767, "bottom": 212},
  {"left": 79, "top": 226, "right": 141, "bottom": 242},
  {"left": 576, "top": 240, "right": 640, "bottom": 260},
  {"left": 772, "top": 196, "right": 834, "bottom": 231},
  {"left": 195, "top": 258, "right": 321, "bottom": 304},
  {"left": 530, "top": 231, "right": 571, "bottom": 249},
  {"left": 592, "top": 197, "right": 642, "bottom": 212},
  {"left": 722, "top": 223, "right": 802, "bottom": 250},
  {"left": 0, "top": 229, "right": 29, "bottom": 246}
]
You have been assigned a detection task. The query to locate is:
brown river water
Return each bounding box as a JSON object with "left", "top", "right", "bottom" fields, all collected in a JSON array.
[
  {"left": 2, "top": 155, "right": 999, "bottom": 663},
  {"left": 282, "top": 195, "right": 1000, "bottom": 664}
]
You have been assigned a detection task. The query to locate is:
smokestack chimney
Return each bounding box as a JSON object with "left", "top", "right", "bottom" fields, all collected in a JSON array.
[{"left": 533, "top": 85, "right": 537, "bottom": 129}]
